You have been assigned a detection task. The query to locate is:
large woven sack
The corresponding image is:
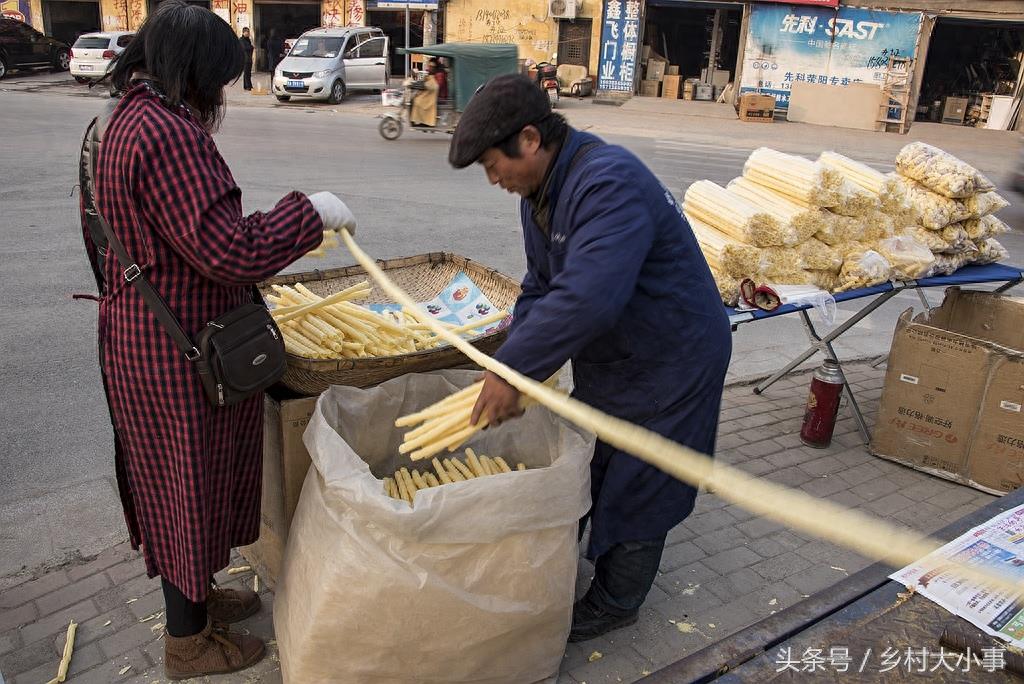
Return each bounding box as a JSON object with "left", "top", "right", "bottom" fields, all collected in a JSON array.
[{"left": 275, "top": 369, "right": 593, "bottom": 683}]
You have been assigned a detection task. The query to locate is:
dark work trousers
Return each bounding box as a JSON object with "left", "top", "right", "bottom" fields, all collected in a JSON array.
[
  {"left": 162, "top": 578, "right": 208, "bottom": 637},
  {"left": 243, "top": 57, "right": 253, "bottom": 90},
  {"left": 578, "top": 517, "right": 667, "bottom": 615}
]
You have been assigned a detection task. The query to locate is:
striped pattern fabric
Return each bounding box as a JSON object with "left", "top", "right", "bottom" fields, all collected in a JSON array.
[{"left": 87, "top": 83, "right": 323, "bottom": 601}]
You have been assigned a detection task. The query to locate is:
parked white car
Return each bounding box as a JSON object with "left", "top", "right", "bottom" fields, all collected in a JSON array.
[
  {"left": 70, "top": 32, "right": 133, "bottom": 83},
  {"left": 272, "top": 26, "right": 389, "bottom": 104}
]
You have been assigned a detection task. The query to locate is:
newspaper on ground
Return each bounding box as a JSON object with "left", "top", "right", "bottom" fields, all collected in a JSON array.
[{"left": 891, "top": 504, "right": 1024, "bottom": 649}]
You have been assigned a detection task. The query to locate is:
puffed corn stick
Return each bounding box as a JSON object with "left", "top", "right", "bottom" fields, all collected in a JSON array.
[
  {"left": 399, "top": 410, "right": 467, "bottom": 451},
  {"left": 450, "top": 457, "right": 475, "bottom": 480},
  {"left": 432, "top": 458, "right": 453, "bottom": 484},
  {"left": 516, "top": 463, "right": 526, "bottom": 471},
  {"left": 465, "top": 448, "right": 486, "bottom": 477},
  {"left": 394, "top": 384, "right": 481, "bottom": 427},
  {"left": 383, "top": 454, "right": 528, "bottom": 501}
]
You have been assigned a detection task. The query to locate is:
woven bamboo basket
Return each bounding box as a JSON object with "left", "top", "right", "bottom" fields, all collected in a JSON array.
[{"left": 260, "top": 252, "right": 521, "bottom": 395}]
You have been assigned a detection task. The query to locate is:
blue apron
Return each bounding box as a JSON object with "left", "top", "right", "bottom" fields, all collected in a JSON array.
[{"left": 494, "top": 129, "right": 732, "bottom": 558}]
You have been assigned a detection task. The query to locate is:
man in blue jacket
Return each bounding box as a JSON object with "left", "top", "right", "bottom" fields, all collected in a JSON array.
[{"left": 449, "top": 74, "right": 732, "bottom": 641}]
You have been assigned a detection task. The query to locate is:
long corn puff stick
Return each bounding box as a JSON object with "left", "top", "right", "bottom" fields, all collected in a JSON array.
[
  {"left": 432, "top": 458, "right": 453, "bottom": 484},
  {"left": 272, "top": 284, "right": 370, "bottom": 323},
  {"left": 395, "top": 385, "right": 481, "bottom": 427},
  {"left": 383, "top": 477, "right": 396, "bottom": 498},
  {"left": 400, "top": 412, "right": 469, "bottom": 454},
  {"left": 340, "top": 229, "right": 1024, "bottom": 595},
  {"left": 394, "top": 470, "right": 408, "bottom": 501},
  {"left": 56, "top": 620, "right": 77, "bottom": 682},
  {"left": 447, "top": 310, "right": 509, "bottom": 336},
  {"left": 398, "top": 468, "right": 418, "bottom": 503},
  {"left": 479, "top": 455, "right": 496, "bottom": 476},
  {"left": 450, "top": 457, "right": 475, "bottom": 480},
  {"left": 411, "top": 470, "right": 429, "bottom": 490},
  {"left": 409, "top": 424, "right": 477, "bottom": 462},
  {"left": 493, "top": 457, "right": 513, "bottom": 474},
  {"left": 516, "top": 462, "right": 527, "bottom": 471},
  {"left": 399, "top": 393, "right": 477, "bottom": 427},
  {"left": 438, "top": 423, "right": 484, "bottom": 455},
  {"left": 443, "top": 459, "right": 466, "bottom": 481},
  {"left": 465, "top": 448, "right": 486, "bottom": 477},
  {"left": 424, "top": 473, "right": 441, "bottom": 487},
  {"left": 402, "top": 409, "right": 467, "bottom": 446}
]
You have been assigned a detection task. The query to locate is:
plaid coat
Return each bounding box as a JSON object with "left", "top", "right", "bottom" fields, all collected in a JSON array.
[{"left": 84, "top": 83, "right": 323, "bottom": 602}]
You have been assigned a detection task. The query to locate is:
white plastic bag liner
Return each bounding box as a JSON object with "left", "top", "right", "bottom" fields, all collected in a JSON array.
[
  {"left": 275, "top": 369, "right": 594, "bottom": 684},
  {"left": 760, "top": 284, "right": 838, "bottom": 326}
]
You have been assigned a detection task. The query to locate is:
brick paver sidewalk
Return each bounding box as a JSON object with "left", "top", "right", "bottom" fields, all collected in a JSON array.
[{"left": 0, "top": 362, "right": 994, "bottom": 683}]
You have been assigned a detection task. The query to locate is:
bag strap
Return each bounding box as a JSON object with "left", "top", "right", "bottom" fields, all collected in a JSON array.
[{"left": 96, "top": 210, "right": 201, "bottom": 361}]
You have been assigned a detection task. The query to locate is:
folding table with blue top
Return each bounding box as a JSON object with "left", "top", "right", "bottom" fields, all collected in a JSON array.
[{"left": 725, "top": 263, "right": 1024, "bottom": 443}]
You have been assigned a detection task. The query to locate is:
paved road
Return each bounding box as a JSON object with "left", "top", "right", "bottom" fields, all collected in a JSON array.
[{"left": 1, "top": 82, "right": 1021, "bottom": 577}]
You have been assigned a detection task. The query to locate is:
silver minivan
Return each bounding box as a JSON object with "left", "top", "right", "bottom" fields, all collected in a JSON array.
[{"left": 272, "top": 27, "right": 389, "bottom": 104}]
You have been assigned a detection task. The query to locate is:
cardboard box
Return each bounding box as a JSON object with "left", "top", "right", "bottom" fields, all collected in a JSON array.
[
  {"left": 738, "top": 93, "right": 776, "bottom": 122},
  {"left": 942, "top": 96, "right": 969, "bottom": 125},
  {"left": 968, "top": 356, "right": 1024, "bottom": 492},
  {"left": 661, "top": 74, "right": 681, "bottom": 99},
  {"left": 240, "top": 389, "right": 320, "bottom": 589},
  {"left": 666, "top": 65, "right": 680, "bottom": 76},
  {"left": 640, "top": 80, "right": 660, "bottom": 97},
  {"left": 682, "top": 78, "right": 699, "bottom": 101},
  {"left": 646, "top": 59, "right": 667, "bottom": 82},
  {"left": 871, "top": 289, "right": 1024, "bottom": 494},
  {"left": 694, "top": 84, "right": 714, "bottom": 101}
]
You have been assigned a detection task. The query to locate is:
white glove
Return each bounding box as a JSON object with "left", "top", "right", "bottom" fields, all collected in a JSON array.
[{"left": 308, "top": 191, "right": 356, "bottom": 235}]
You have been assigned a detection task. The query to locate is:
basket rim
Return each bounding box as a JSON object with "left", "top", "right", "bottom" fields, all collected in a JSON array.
[
  {"left": 260, "top": 252, "right": 519, "bottom": 370},
  {"left": 259, "top": 251, "right": 519, "bottom": 288}
]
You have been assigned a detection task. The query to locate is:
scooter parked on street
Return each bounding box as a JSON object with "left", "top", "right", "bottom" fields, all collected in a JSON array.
[{"left": 535, "top": 61, "right": 559, "bottom": 108}]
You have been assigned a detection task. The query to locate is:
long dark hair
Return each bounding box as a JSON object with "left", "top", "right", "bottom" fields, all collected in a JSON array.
[{"left": 109, "top": 0, "right": 244, "bottom": 128}]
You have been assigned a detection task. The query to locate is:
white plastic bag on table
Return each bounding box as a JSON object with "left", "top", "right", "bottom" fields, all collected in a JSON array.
[
  {"left": 876, "top": 235, "right": 936, "bottom": 280},
  {"left": 973, "top": 238, "right": 1009, "bottom": 266},
  {"left": 763, "top": 284, "right": 838, "bottom": 325},
  {"left": 836, "top": 248, "right": 891, "bottom": 292},
  {"left": 895, "top": 142, "right": 985, "bottom": 198},
  {"left": 275, "top": 369, "right": 594, "bottom": 684}
]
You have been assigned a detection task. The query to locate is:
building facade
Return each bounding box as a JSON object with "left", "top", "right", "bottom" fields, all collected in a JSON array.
[
  {"left": 444, "top": 0, "right": 603, "bottom": 76},
  {"left": 593, "top": 0, "right": 1024, "bottom": 129}
]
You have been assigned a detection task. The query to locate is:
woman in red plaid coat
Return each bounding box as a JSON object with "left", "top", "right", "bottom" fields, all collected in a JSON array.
[{"left": 81, "top": 2, "right": 356, "bottom": 677}]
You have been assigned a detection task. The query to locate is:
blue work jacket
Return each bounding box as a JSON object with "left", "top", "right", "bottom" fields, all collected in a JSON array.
[{"left": 494, "top": 128, "right": 732, "bottom": 557}]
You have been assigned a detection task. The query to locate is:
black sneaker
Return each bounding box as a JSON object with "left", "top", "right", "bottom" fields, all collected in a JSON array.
[{"left": 568, "top": 598, "right": 639, "bottom": 642}]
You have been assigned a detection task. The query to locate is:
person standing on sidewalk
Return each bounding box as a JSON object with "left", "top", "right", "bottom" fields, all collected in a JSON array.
[
  {"left": 266, "top": 28, "right": 284, "bottom": 74},
  {"left": 239, "top": 26, "right": 254, "bottom": 90},
  {"left": 449, "top": 74, "right": 731, "bottom": 642},
  {"left": 78, "top": 1, "right": 356, "bottom": 678}
]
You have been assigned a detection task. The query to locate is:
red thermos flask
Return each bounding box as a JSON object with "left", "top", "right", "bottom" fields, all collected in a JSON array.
[{"left": 800, "top": 359, "right": 844, "bottom": 448}]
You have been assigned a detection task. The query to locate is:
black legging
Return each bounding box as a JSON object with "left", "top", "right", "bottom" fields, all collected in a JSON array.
[{"left": 162, "top": 578, "right": 208, "bottom": 637}]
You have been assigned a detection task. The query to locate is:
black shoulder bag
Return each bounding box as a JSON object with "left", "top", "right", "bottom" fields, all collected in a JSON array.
[{"left": 81, "top": 115, "right": 287, "bottom": 408}]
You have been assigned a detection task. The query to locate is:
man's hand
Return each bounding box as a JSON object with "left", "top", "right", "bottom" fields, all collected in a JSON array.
[{"left": 470, "top": 371, "right": 523, "bottom": 428}]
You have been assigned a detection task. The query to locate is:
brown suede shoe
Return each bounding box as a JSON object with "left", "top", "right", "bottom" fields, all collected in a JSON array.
[
  {"left": 207, "top": 585, "right": 261, "bottom": 624},
  {"left": 164, "top": 620, "right": 265, "bottom": 680}
]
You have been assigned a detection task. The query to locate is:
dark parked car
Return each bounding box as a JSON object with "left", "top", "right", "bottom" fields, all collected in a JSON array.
[{"left": 0, "top": 18, "right": 70, "bottom": 79}]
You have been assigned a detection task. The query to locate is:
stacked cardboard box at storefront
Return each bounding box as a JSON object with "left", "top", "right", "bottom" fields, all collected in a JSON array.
[
  {"left": 662, "top": 74, "right": 682, "bottom": 99},
  {"left": 737, "top": 93, "right": 776, "bottom": 122},
  {"left": 640, "top": 80, "right": 661, "bottom": 97},
  {"left": 683, "top": 78, "right": 699, "bottom": 100}
]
